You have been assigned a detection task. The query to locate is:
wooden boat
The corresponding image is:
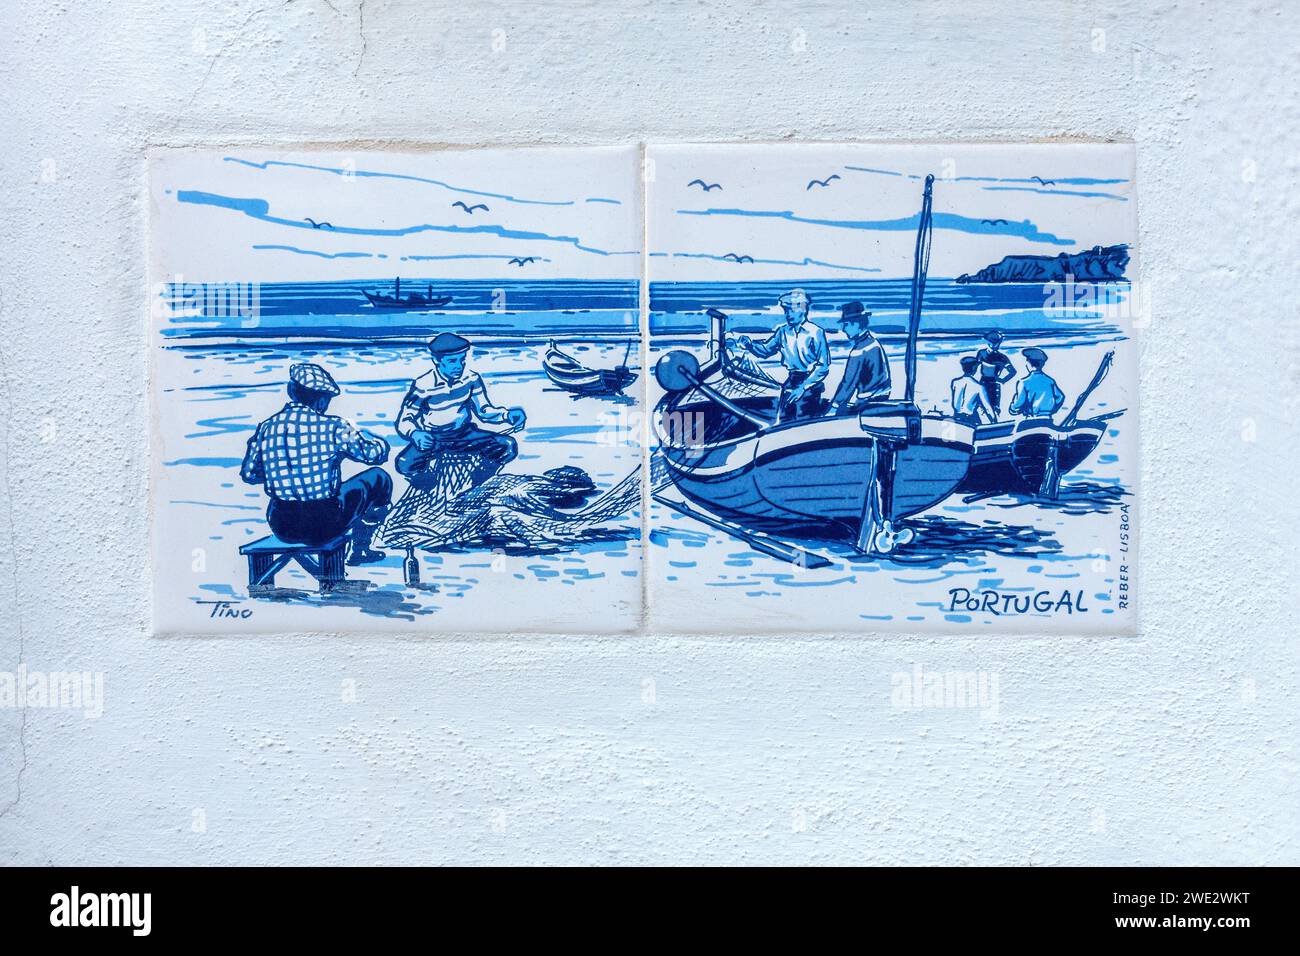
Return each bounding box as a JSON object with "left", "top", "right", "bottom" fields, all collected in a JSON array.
[
  {"left": 363, "top": 277, "right": 452, "bottom": 310},
  {"left": 542, "top": 341, "right": 638, "bottom": 395},
  {"left": 652, "top": 175, "right": 974, "bottom": 556},
  {"left": 958, "top": 352, "right": 1123, "bottom": 499}
]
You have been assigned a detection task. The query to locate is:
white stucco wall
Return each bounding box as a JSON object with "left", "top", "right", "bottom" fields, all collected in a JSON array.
[{"left": 1, "top": 0, "right": 1296, "bottom": 865}]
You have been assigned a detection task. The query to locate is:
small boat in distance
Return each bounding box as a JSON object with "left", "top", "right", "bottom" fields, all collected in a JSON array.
[
  {"left": 363, "top": 277, "right": 453, "bottom": 310},
  {"left": 543, "top": 341, "right": 638, "bottom": 396}
]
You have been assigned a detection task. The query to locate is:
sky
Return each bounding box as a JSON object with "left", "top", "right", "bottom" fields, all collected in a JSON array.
[
  {"left": 647, "top": 143, "right": 1135, "bottom": 281},
  {"left": 149, "top": 146, "right": 642, "bottom": 283},
  {"left": 150, "top": 143, "right": 1134, "bottom": 285}
]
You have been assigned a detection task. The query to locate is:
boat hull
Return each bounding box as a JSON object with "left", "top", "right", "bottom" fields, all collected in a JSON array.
[
  {"left": 959, "top": 417, "right": 1107, "bottom": 495},
  {"left": 543, "top": 352, "right": 637, "bottom": 395},
  {"left": 362, "top": 291, "right": 453, "bottom": 309},
  {"left": 656, "top": 406, "right": 973, "bottom": 536}
]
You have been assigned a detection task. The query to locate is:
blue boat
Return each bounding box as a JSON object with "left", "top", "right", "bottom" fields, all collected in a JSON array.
[{"left": 652, "top": 176, "right": 975, "bottom": 556}]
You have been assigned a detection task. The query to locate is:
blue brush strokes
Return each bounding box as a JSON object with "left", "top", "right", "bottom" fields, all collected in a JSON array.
[
  {"left": 844, "top": 165, "right": 1128, "bottom": 187},
  {"left": 653, "top": 251, "right": 881, "bottom": 273},
  {"left": 980, "top": 185, "right": 1129, "bottom": 202},
  {"left": 254, "top": 244, "right": 376, "bottom": 259},
  {"left": 176, "top": 189, "right": 638, "bottom": 257},
  {"left": 225, "top": 157, "right": 580, "bottom": 206},
  {"left": 675, "top": 206, "right": 1075, "bottom": 246}
]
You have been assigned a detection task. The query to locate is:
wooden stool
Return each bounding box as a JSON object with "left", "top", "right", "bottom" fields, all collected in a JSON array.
[{"left": 240, "top": 534, "right": 347, "bottom": 594}]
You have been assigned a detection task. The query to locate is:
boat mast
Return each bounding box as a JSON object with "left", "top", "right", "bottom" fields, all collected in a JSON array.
[{"left": 904, "top": 174, "right": 935, "bottom": 404}]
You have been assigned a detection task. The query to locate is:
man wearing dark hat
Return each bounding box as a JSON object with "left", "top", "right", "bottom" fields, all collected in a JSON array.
[
  {"left": 827, "top": 301, "right": 892, "bottom": 415},
  {"left": 974, "top": 330, "right": 1016, "bottom": 417},
  {"left": 394, "top": 332, "right": 526, "bottom": 487},
  {"left": 240, "top": 362, "right": 393, "bottom": 564},
  {"left": 1009, "top": 347, "right": 1065, "bottom": 418}
]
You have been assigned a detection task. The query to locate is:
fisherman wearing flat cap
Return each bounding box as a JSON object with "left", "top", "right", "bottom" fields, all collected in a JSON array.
[
  {"left": 1009, "top": 347, "right": 1066, "bottom": 418},
  {"left": 394, "top": 332, "right": 526, "bottom": 487},
  {"left": 974, "top": 329, "right": 1017, "bottom": 417},
  {"left": 826, "top": 301, "right": 892, "bottom": 416},
  {"left": 733, "top": 288, "right": 830, "bottom": 420},
  {"left": 240, "top": 362, "right": 393, "bottom": 564}
]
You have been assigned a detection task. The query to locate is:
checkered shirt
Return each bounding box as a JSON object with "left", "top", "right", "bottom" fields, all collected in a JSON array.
[{"left": 241, "top": 403, "right": 389, "bottom": 501}]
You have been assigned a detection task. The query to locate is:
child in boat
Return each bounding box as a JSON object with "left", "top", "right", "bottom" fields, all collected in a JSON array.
[
  {"left": 394, "top": 333, "right": 527, "bottom": 489},
  {"left": 975, "top": 330, "right": 1017, "bottom": 415},
  {"left": 1009, "top": 347, "right": 1066, "bottom": 418},
  {"left": 951, "top": 356, "right": 997, "bottom": 426}
]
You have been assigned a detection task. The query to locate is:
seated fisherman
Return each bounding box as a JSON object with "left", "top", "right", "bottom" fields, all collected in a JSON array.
[
  {"left": 395, "top": 332, "right": 527, "bottom": 488},
  {"left": 733, "top": 288, "right": 830, "bottom": 420},
  {"left": 951, "top": 355, "right": 997, "bottom": 426},
  {"left": 1008, "top": 347, "right": 1066, "bottom": 418},
  {"left": 826, "top": 301, "right": 891, "bottom": 415},
  {"left": 240, "top": 363, "right": 392, "bottom": 565}
]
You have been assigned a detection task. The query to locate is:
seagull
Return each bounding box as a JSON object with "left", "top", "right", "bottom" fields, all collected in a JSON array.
[
  {"left": 981, "top": 218, "right": 1008, "bottom": 225},
  {"left": 452, "top": 201, "right": 489, "bottom": 214},
  {"left": 806, "top": 174, "right": 841, "bottom": 190},
  {"left": 304, "top": 217, "right": 333, "bottom": 229},
  {"left": 722, "top": 252, "right": 754, "bottom": 263},
  {"left": 688, "top": 179, "right": 722, "bottom": 191},
  {"left": 1031, "top": 176, "right": 1057, "bottom": 186},
  {"left": 509, "top": 256, "right": 539, "bottom": 266}
]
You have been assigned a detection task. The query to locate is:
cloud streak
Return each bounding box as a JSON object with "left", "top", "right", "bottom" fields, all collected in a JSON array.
[
  {"left": 177, "top": 190, "right": 638, "bottom": 257},
  {"left": 675, "top": 207, "right": 1076, "bottom": 246}
]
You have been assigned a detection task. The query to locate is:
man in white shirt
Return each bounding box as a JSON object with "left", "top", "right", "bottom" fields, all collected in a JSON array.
[
  {"left": 951, "top": 355, "right": 997, "bottom": 426},
  {"left": 733, "top": 288, "right": 830, "bottom": 421}
]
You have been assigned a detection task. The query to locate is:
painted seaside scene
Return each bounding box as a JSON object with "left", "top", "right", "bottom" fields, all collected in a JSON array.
[
  {"left": 149, "top": 147, "right": 642, "bottom": 633},
  {"left": 646, "top": 144, "right": 1138, "bottom": 633}
]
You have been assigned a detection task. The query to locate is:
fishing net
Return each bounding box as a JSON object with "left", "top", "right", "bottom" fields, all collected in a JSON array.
[
  {"left": 659, "top": 345, "right": 780, "bottom": 454},
  {"left": 379, "top": 464, "right": 640, "bottom": 551}
]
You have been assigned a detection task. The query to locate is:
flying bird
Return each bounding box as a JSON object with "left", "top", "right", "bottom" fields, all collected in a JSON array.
[
  {"left": 304, "top": 217, "right": 333, "bottom": 229},
  {"left": 981, "top": 218, "right": 1008, "bottom": 226},
  {"left": 806, "top": 174, "right": 841, "bottom": 190},
  {"left": 452, "top": 201, "right": 490, "bottom": 214},
  {"left": 722, "top": 253, "right": 754, "bottom": 263},
  {"left": 509, "top": 256, "right": 539, "bottom": 266},
  {"left": 688, "top": 179, "right": 722, "bottom": 191},
  {"left": 1031, "top": 176, "right": 1056, "bottom": 186}
]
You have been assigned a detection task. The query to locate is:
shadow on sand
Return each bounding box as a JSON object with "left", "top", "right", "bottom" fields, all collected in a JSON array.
[{"left": 248, "top": 579, "right": 439, "bottom": 621}]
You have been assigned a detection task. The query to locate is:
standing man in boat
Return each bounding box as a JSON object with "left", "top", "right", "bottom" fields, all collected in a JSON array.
[
  {"left": 951, "top": 356, "right": 998, "bottom": 426},
  {"left": 732, "top": 288, "right": 830, "bottom": 420},
  {"left": 826, "top": 301, "right": 892, "bottom": 415},
  {"left": 1008, "top": 347, "right": 1066, "bottom": 418},
  {"left": 240, "top": 363, "right": 393, "bottom": 565},
  {"left": 975, "top": 330, "right": 1017, "bottom": 417},
  {"left": 394, "top": 332, "right": 527, "bottom": 488}
]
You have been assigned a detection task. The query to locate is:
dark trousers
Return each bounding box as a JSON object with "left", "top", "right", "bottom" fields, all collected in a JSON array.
[
  {"left": 778, "top": 371, "right": 825, "bottom": 420},
  {"left": 266, "top": 467, "right": 392, "bottom": 547},
  {"left": 980, "top": 379, "right": 1001, "bottom": 415},
  {"left": 395, "top": 424, "right": 518, "bottom": 488}
]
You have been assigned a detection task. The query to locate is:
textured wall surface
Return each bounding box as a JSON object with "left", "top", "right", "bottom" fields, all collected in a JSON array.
[{"left": 1, "top": 0, "right": 1296, "bottom": 865}]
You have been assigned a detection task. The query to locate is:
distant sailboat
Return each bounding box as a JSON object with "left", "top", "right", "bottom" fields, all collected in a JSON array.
[{"left": 363, "top": 277, "right": 453, "bottom": 310}]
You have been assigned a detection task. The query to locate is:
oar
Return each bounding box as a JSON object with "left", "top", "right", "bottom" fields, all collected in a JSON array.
[
  {"left": 1062, "top": 350, "right": 1114, "bottom": 428},
  {"left": 653, "top": 493, "right": 832, "bottom": 569}
]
